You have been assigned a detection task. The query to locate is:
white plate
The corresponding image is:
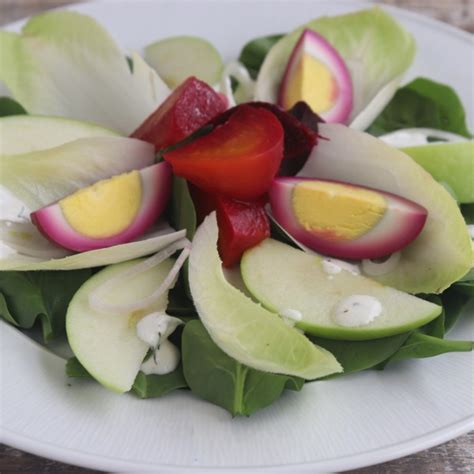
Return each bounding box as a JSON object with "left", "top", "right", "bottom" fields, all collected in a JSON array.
[{"left": 1, "top": 1, "right": 473, "bottom": 472}]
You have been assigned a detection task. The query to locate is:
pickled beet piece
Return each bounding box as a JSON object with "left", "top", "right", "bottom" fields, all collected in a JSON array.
[
  {"left": 131, "top": 76, "right": 227, "bottom": 151},
  {"left": 216, "top": 197, "right": 270, "bottom": 267},
  {"left": 164, "top": 105, "right": 284, "bottom": 200},
  {"left": 208, "top": 102, "right": 318, "bottom": 176}
]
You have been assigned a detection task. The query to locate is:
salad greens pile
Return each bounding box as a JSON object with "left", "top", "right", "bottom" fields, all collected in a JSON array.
[{"left": 0, "top": 6, "right": 472, "bottom": 417}]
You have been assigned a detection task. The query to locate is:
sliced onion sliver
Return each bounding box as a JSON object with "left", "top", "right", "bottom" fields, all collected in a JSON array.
[
  {"left": 218, "top": 61, "right": 256, "bottom": 106},
  {"left": 379, "top": 128, "right": 468, "bottom": 148},
  {"left": 89, "top": 238, "right": 191, "bottom": 314},
  {"left": 362, "top": 252, "right": 401, "bottom": 276}
]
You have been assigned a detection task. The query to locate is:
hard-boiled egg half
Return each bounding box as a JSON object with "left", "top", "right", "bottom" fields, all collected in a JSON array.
[
  {"left": 31, "top": 162, "right": 171, "bottom": 252},
  {"left": 269, "top": 177, "right": 427, "bottom": 259},
  {"left": 278, "top": 29, "right": 353, "bottom": 123}
]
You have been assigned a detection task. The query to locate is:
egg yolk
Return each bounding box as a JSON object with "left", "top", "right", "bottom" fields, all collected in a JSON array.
[
  {"left": 283, "top": 53, "right": 338, "bottom": 112},
  {"left": 60, "top": 171, "right": 142, "bottom": 238},
  {"left": 292, "top": 181, "right": 386, "bottom": 240}
]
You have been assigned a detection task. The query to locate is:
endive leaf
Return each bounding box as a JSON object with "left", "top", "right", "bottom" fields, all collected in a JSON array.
[
  {"left": 0, "top": 11, "right": 169, "bottom": 134},
  {"left": 0, "top": 223, "right": 186, "bottom": 271},
  {"left": 0, "top": 137, "right": 155, "bottom": 211},
  {"left": 255, "top": 7, "right": 415, "bottom": 130}
]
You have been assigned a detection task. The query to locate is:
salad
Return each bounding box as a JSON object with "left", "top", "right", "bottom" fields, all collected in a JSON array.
[{"left": 0, "top": 7, "right": 472, "bottom": 417}]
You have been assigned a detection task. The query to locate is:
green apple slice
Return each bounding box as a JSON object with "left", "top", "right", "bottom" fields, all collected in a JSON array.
[
  {"left": 1, "top": 115, "right": 119, "bottom": 155},
  {"left": 298, "top": 124, "right": 472, "bottom": 294},
  {"left": 241, "top": 239, "right": 441, "bottom": 340},
  {"left": 66, "top": 258, "right": 174, "bottom": 393},
  {"left": 145, "top": 36, "right": 223, "bottom": 88},
  {"left": 188, "top": 213, "right": 342, "bottom": 379},
  {"left": 402, "top": 142, "right": 474, "bottom": 204}
]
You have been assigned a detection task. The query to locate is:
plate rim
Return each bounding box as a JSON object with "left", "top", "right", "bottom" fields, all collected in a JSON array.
[
  {"left": 2, "top": 413, "right": 473, "bottom": 472},
  {"left": 1, "top": 0, "right": 473, "bottom": 471}
]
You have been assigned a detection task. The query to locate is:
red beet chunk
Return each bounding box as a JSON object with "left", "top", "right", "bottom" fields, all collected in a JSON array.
[
  {"left": 164, "top": 105, "right": 284, "bottom": 200},
  {"left": 188, "top": 183, "right": 219, "bottom": 224},
  {"left": 131, "top": 76, "right": 227, "bottom": 151},
  {"left": 216, "top": 197, "right": 270, "bottom": 267},
  {"left": 288, "top": 101, "right": 325, "bottom": 132},
  {"left": 207, "top": 102, "right": 318, "bottom": 176}
]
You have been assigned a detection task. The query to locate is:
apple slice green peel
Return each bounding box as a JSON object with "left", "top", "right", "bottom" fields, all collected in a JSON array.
[
  {"left": 298, "top": 124, "right": 472, "bottom": 294},
  {"left": 145, "top": 36, "right": 223, "bottom": 88},
  {"left": 188, "top": 212, "right": 342, "bottom": 379},
  {"left": 241, "top": 239, "right": 442, "bottom": 340},
  {"left": 66, "top": 257, "right": 175, "bottom": 393}
]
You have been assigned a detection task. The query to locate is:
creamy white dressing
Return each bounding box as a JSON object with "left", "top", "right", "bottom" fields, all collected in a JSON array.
[
  {"left": 322, "top": 257, "right": 360, "bottom": 276},
  {"left": 136, "top": 312, "right": 183, "bottom": 375},
  {"left": 333, "top": 295, "right": 382, "bottom": 327},
  {"left": 280, "top": 308, "right": 302, "bottom": 327},
  {"left": 379, "top": 128, "right": 468, "bottom": 148},
  {"left": 467, "top": 225, "right": 474, "bottom": 240},
  {"left": 361, "top": 252, "right": 401, "bottom": 276},
  {"left": 140, "top": 339, "right": 181, "bottom": 376}
]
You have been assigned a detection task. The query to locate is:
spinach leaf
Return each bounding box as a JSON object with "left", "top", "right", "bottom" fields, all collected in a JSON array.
[
  {"left": 169, "top": 176, "right": 196, "bottom": 240},
  {"left": 385, "top": 333, "right": 473, "bottom": 363},
  {"left": 66, "top": 356, "right": 188, "bottom": 398},
  {"left": 0, "top": 97, "right": 27, "bottom": 117},
  {"left": 168, "top": 176, "right": 197, "bottom": 298},
  {"left": 132, "top": 367, "right": 188, "bottom": 398},
  {"left": 269, "top": 217, "right": 299, "bottom": 248},
  {"left": 238, "top": 34, "right": 284, "bottom": 79},
  {"left": 0, "top": 293, "right": 17, "bottom": 325},
  {"left": 66, "top": 357, "right": 91, "bottom": 378},
  {"left": 456, "top": 268, "right": 474, "bottom": 283},
  {"left": 167, "top": 279, "right": 197, "bottom": 317},
  {"left": 416, "top": 295, "right": 445, "bottom": 338},
  {"left": 182, "top": 320, "right": 303, "bottom": 416},
  {"left": 367, "top": 77, "right": 472, "bottom": 137},
  {"left": 441, "top": 287, "right": 473, "bottom": 331},
  {"left": 461, "top": 204, "right": 474, "bottom": 224},
  {"left": 0, "top": 269, "right": 91, "bottom": 342},
  {"left": 453, "top": 281, "right": 474, "bottom": 297},
  {"left": 309, "top": 332, "right": 410, "bottom": 377},
  {"left": 375, "top": 289, "right": 473, "bottom": 368}
]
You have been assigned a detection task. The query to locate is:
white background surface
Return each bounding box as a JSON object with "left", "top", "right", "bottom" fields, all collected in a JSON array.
[{"left": 1, "top": 1, "right": 473, "bottom": 472}]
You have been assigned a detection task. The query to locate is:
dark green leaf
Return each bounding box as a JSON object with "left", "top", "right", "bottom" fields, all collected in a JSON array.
[
  {"left": 125, "top": 55, "right": 133, "bottom": 72},
  {"left": 167, "top": 281, "right": 197, "bottom": 317},
  {"left": 0, "top": 269, "right": 91, "bottom": 342},
  {"left": 182, "top": 320, "right": 303, "bottom": 416},
  {"left": 238, "top": 34, "right": 284, "bottom": 79},
  {"left": 461, "top": 204, "right": 474, "bottom": 225},
  {"left": 0, "top": 293, "right": 18, "bottom": 325},
  {"left": 367, "top": 77, "right": 472, "bottom": 137},
  {"left": 66, "top": 356, "right": 188, "bottom": 398},
  {"left": 269, "top": 218, "right": 299, "bottom": 248},
  {"left": 441, "top": 287, "right": 473, "bottom": 332},
  {"left": 453, "top": 282, "right": 474, "bottom": 296},
  {"left": 416, "top": 295, "right": 445, "bottom": 338},
  {"left": 168, "top": 176, "right": 197, "bottom": 240},
  {"left": 168, "top": 176, "right": 196, "bottom": 298},
  {"left": 0, "top": 97, "right": 27, "bottom": 117},
  {"left": 309, "top": 332, "right": 410, "bottom": 377},
  {"left": 375, "top": 288, "right": 473, "bottom": 368},
  {"left": 386, "top": 332, "right": 473, "bottom": 363},
  {"left": 457, "top": 268, "right": 474, "bottom": 283},
  {"left": 66, "top": 357, "right": 92, "bottom": 378},
  {"left": 132, "top": 366, "right": 188, "bottom": 398}
]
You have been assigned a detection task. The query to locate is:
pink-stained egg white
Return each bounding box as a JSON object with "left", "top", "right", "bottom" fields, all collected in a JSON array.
[
  {"left": 269, "top": 177, "right": 428, "bottom": 259},
  {"left": 31, "top": 162, "right": 172, "bottom": 252}
]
